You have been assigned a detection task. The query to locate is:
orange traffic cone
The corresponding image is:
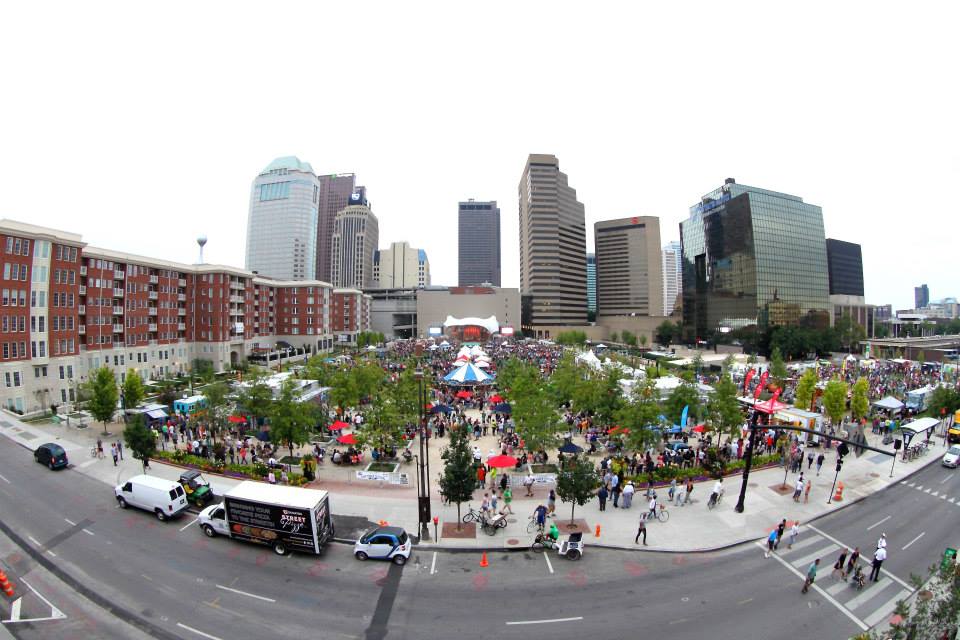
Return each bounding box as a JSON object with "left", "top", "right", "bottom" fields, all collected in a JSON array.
[
  {"left": 595, "top": 524, "right": 601, "bottom": 538},
  {"left": 480, "top": 551, "right": 489, "bottom": 568},
  {"left": 378, "top": 520, "right": 388, "bottom": 526},
  {"left": 0, "top": 571, "right": 14, "bottom": 597},
  {"left": 833, "top": 481, "right": 844, "bottom": 502}
]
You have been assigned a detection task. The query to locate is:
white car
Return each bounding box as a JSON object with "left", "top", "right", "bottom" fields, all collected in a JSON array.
[
  {"left": 942, "top": 446, "right": 960, "bottom": 469},
  {"left": 354, "top": 526, "right": 411, "bottom": 565}
]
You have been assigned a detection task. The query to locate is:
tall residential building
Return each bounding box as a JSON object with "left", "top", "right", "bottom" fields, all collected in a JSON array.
[
  {"left": 915, "top": 284, "right": 929, "bottom": 309},
  {"left": 825, "top": 239, "right": 864, "bottom": 297},
  {"left": 245, "top": 156, "right": 320, "bottom": 281},
  {"left": 315, "top": 173, "right": 356, "bottom": 284},
  {"left": 330, "top": 191, "right": 379, "bottom": 290},
  {"left": 586, "top": 254, "right": 596, "bottom": 314},
  {"left": 372, "top": 241, "right": 430, "bottom": 289},
  {"left": 662, "top": 241, "right": 681, "bottom": 316},
  {"left": 594, "top": 217, "right": 663, "bottom": 318},
  {"left": 680, "top": 178, "right": 831, "bottom": 341},
  {"left": 458, "top": 200, "right": 501, "bottom": 286},
  {"left": 518, "top": 154, "right": 587, "bottom": 331}
]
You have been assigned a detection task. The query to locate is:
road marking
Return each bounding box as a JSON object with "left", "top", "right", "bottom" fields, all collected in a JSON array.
[
  {"left": 915, "top": 485, "right": 923, "bottom": 491},
  {"left": 867, "top": 515, "right": 891, "bottom": 531},
  {"left": 907, "top": 482, "right": 915, "bottom": 487},
  {"left": 430, "top": 552, "right": 437, "bottom": 576},
  {"left": 900, "top": 480, "right": 907, "bottom": 485},
  {"left": 179, "top": 517, "right": 199, "bottom": 532},
  {"left": 941, "top": 475, "right": 951, "bottom": 485},
  {"left": 864, "top": 589, "right": 912, "bottom": 627},
  {"left": 951, "top": 498, "right": 957, "bottom": 504},
  {"left": 215, "top": 584, "right": 276, "bottom": 603},
  {"left": 543, "top": 552, "right": 554, "bottom": 574},
  {"left": 82, "top": 529, "right": 94, "bottom": 536},
  {"left": 505, "top": 617, "right": 583, "bottom": 625},
  {"left": 0, "top": 473, "right": 9, "bottom": 483},
  {"left": 140, "top": 574, "right": 153, "bottom": 581},
  {"left": 78, "top": 459, "right": 97, "bottom": 469},
  {"left": 931, "top": 491, "right": 940, "bottom": 498},
  {"left": 177, "top": 622, "right": 225, "bottom": 640},
  {"left": 846, "top": 577, "right": 894, "bottom": 611},
  {"left": 941, "top": 494, "right": 948, "bottom": 500},
  {"left": 668, "top": 618, "right": 689, "bottom": 625},
  {"left": 791, "top": 544, "right": 838, "bottom": 569},
  {"left": 780, "top": 534, "right": 824, "bottom": 554},
  {"left": 46, "top": 550, "right": 57, "bottom": 558},
  {"left": 825, "top": 580, "right": 849, "bottom": 595},
  {"left": 737, "top": 597, "right": 753, "bottom": 605},
  {"left": 27, "top": 536, "right": 41, "bottom": 546},
  {"left": 8, "top": 598, "right": 21, "bottom": 622},
  {"left": 924, "top": 488, "right": 932, "bottom": 494},
  {"left": 756, "top": 541, "right": 868, "bottom": 631},
  {"left": 807, "top": 525, "right": 912, "bottom": 590},
  {"left": 902, "top": 532, "right": 925, "bottom": 550},
  {"left": 9, "top": 577, "right": 67, "bottom": 623},
  {"left": 64, "top": 518, "right": 76, "bottom": 526}
]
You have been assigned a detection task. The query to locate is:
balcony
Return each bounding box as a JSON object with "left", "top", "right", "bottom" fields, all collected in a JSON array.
[
  {"left": 229, "top": 295, "right": 244, "bottom": 304},
  {"left": 148, "top": 306, "right": 157, "bottom": 316},
  {"left": 148, "top": 291, "right": 158, "bottom": 300},
  {"left": 177, "top": 293, "right": 186, "bottom": 302},
  {"left": 80, "top": 265, "right": 87, "bottom": 276},
  {"left": 178, "top": 278, "right": 186, "bottom": 287},
  {"left": 113, "top": 288, "right": 124, "bottom": 297},
  {"left": 113, "top": 270, "right": 124, "bottom": 279},
  {"left": 177, "top": 323, "right": 185, "bottom": 331},
  {"left": 149, "top": 275, "right": 159, "bottom": 284},
  {"left": 148, "top": 324, "right": 157, "bottom": 332},
  {"left": 177, "top": 308, "right": 186, "bottom": 316},
  {"left": 112, "top": 324, "right": 124, "bottom": 333},
  {"left": 79, "top": 285, "right": 86, "bottom": 295},
  {"left": 78, "top": 305, "right": 85, "bottom": 315},
  {"left": 78, "top": 325, "right": 85, "bottom": 335},
  {"left": 112, "top": 306, "right": 123, "bottom": 315}
]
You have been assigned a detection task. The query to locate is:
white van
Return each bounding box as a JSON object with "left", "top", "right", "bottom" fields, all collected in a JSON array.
[{"left": 115, "top": 475, "right": 189, "bottom": 521}]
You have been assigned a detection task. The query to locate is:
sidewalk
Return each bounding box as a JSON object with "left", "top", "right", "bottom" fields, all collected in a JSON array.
[{"left": 0, "top": 411, "right": 943, "bottom": 552}]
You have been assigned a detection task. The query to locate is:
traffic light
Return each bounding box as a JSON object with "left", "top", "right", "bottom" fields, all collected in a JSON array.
[
  {"left": 837, "top": 442, "right": 849, "bottom": 459},
  {"left": 836, "top": 459, "right": 843, "bottom": 473}
]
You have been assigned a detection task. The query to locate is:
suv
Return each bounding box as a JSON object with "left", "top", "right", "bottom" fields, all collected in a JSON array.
[
  {"left": 35, "top": 443, "right": 68, "bottom": 470},
  {"left": 354, "top": 526, "right": 411, "bottom": 565}
]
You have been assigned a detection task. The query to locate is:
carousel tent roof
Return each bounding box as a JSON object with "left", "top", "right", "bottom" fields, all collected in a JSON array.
[
  {"left": 443, "top": 315, "right": 500, "bottom": 335},
  {"left": 443, "top": 362, "right": 492, "bottom": 384}
]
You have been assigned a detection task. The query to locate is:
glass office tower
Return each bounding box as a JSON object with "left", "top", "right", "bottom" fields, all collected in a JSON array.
[{"left": 680, "top": 179, "right": 830, "bottom": 341}]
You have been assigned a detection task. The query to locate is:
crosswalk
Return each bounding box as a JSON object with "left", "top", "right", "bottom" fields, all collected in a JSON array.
[
  {"left": 762, "top": 528, "right": 913, "bottom": 630},
  {"left": 900, "top": 479, "right": 960, "bottom": 504}
]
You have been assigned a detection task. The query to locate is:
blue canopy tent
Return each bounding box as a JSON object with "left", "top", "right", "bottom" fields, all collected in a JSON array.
[
  {"left": 430, "top": 404, "right": 454, "bottom": 414},
  {"left": 559, "top": 441, "right": 583, "bottom": 454},
  {"left": 493, "top": 403, "right": 512, "bottom": 414},
  {"left": 442, "top": 362, "right": 493, "bottom": 386}
]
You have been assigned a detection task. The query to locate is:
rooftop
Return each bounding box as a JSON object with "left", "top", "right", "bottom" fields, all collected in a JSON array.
[{"left": 260, "top": 156, "right": 315, "bottom": 175}]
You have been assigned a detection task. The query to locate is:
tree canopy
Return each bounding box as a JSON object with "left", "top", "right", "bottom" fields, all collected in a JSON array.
[
  {"left": 555, "top": 454, "right": 599, "bottom": 523},
  {"left": 123, "top": 414, "right": 156, "bottom": 473},
  {"left": 122, "top": 369, "right": 145, "bottom": 412},
  {"left": 708, "top": 374, "right": 743, "bottom": 445},
  {"left": 793, "top": 368, "right": 818, "bottom": 412},
  {"left": 268, "top": 379, "right": 314, "bottom": 459},
  {"left": 439, "top": 424, "right": 476, "bottom": 528},
  {"left": 822, "top": 377, "right": 848, "bottom": 425},
  {"left": 86, "top": 367, "right": 118, "bottom": 436},
  {"left": 850, "top": 377, "right": 870, "bottom": 421}
]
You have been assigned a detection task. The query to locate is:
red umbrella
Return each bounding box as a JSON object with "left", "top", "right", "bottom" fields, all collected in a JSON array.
[
  {"left": 609, "top": 425, "right": 630, "bottom": 435},
  {"left": 692, "top": 424, "right": 707, "bottom": 433},
  {"left": 228, "top": 415, "right": 246, "bottom": 424},
  {"left": 329, "top": 420, "right": 349, "bottom": 431},
  {"left": 337, "top": 433, "right": 358, "bottom": 445},
  {"left": 487, "top": 454, "right": 518, "bottom": 468},
  {"left": 455, "top": 390, "right": 472, "bottom": 399},
  {"left": 489, "top": 394, "right": 504, "bottom": 403}
]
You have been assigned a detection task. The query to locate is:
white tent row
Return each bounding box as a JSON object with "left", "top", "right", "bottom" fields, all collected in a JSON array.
[{"left": 575, "top": 350, "right": 603, "bottom": 371}]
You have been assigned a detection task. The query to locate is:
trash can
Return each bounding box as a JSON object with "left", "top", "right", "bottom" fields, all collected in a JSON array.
[{"left": 942, "top": 547, "right": 956, "bottom": 571}]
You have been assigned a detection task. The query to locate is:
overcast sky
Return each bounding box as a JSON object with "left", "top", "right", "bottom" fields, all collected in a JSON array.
[{"left": 2, "top": 2, "right": 957, "bottom": 311}]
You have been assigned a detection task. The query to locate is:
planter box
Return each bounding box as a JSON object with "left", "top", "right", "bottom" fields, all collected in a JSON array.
[
  {"left": 356, "top": 462, "right": 409, "bottom": 486},
  {"left": 527, "top": 463, "right": 557, "bottom": 485}
]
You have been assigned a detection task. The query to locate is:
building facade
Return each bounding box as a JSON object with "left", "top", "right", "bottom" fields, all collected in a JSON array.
[
  {"left": 662, "top": 240, "right": 681, "bottom": 317},
  {"left": 518, "top": 154, "right": 588, "bottom": 332},
  {"left": 367, "top": 288, "right": 418, "bottom": 339},
  {"left": 245, "top": 156, "right": 320, "bottom": 281},
  {"left": 594, "top": 217, "right": 663, "bottom": 318},
  {"left": 0, "top": 219, "right": 371, "bottom": 417},
  {"left": 315, "top": 173, "right": 356, "bottom": 284},
  {"left": 826, "top": 239, "right": 864, "bottom": 297},
  {"left": 458, "top": 200, "right": 501, "bottom": 286},
  {"left": 586, "top": 253, "right": 596, "bottom": 314},
  {"left": 416, "top": 286, "right": 521, "bottom": 338},
  {"left": 372, "top": 241, "right": 430, "bottom": 289},
  {"left": 915, "top": 284, "right": 930, "bottom": 309},
  {"left": 330, "top": 193, "right": 379, "bottom": 290},
  {"left": 680, "top": 179, "right": 831, "bottom": 341}
]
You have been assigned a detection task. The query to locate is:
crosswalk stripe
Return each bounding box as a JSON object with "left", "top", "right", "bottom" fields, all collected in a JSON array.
[
  {"left": 924, "top": 488, "right": 932, "bottom": 494},
  {"left": 792, "top": 544, "right": 839, "bottom": 569},
  {"left": 900, "top": 480, "right": 908, "bottom": 485},
  {"left": 779, "top": 534, "right": 824, "bottom": 555},
  {"left": 825, "top": 580, "right": 850, "bottom": 595},
  {"left": 908, "top": 482, "right": 916, "bottom": 488},
  {"left": 941, "top": 494, "right": 947, "bottom": 500},
  {"left": 844, "top": 577, "right": 894, "bottom": 611},
  {"left": 931, "top": 491, "right": 939, "bottom": 497},
  {"left": 950, "top": 498, "right": 956, "bottom": 504},
  {"left": 916, "top": 485, "right": 923, "bottom": 490},
  {"left": 863, "top": 590, "right": 912, "bottom": 627},
  {"left": 806, "top": 525, "right": 913, "bottom": 590}
]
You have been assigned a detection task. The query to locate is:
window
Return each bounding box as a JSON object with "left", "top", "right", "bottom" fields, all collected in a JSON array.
[
  {"left": 67, "top": 365, "right": 73, "bottom": 378},
  {"left": 12, "top": 372, "right": 20, "bottom": 387},
  {"left": 59, "top": 366, "right": 64, "bottom": 379},
  {"left": 38, "top": 341, "right": 45, "bottom": 357},
  {"left": 259, "top": 181, "right": 291, "bottom": 201}
]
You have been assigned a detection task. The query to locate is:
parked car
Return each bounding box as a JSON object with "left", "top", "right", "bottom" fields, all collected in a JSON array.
[
  {"left": 115, "top": 475, "right": 189, "bottom": 521},
  {"left": 34, "top": 443, "right": 68, "bottom": 470},
  {"left": 942, "top": 446, "right": 960, "bottom": 469},
  {"left": 354, "top": 526, "right": 411, "bottom": 565}
]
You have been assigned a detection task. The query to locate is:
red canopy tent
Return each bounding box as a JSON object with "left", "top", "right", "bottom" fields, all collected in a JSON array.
[
  {"left": 487, "top": 454, "right": 518, "bottom": 469},
  {"left": 337, "top": 433, "right": 358, "bottom": 445},
  {"left": 489, "top": 394, "right": 504, "bottom": 403},
  {"left": 329, "top": 420, "right": 349, "bottom": 431},
  {"left": 455, "top": 390, "right": 472, "bottom": 399},
  {"left": 228, "top": 415, "right": 246, "bottom": 424},
  {"left": 692, "top": 424, "right": 706, "bottom": 433}
]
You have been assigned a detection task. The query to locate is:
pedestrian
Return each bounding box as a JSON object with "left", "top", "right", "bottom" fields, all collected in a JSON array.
[
  {"left": 547, "top": 489, "right": 556, "bottom": 516},
  {"left": 597, "top": 485, "right": 608, "bottom": 511},
  {"left": 676, "top": 482, "right": 687, "bottom": 507},
  {"left": 500, "top": 474, "right": 508, "bottom": 492},
  {"left": 832, "top": 548, "right": 848, "bottom": 579},
  {"left": 477, "top": 465, "right": 486, "bottom": 489},
  {"left": 804, "top": 480, "right": 812, "bottom": 503},
  {"left": 870, "top": 546, "right": 886, "bottom": 582},
  {"left": 481, "top": 493, "right": 491, "bottom": 515},
  {"left": 668, "top": 478, "right": 677, "bottom": 502},
  {"left": 489, "top": 466, "right": 498, "bottom": 488},
  {"left": 635, "top": 518, "right": 647, "bottom": 545},
  {"left": 684, "top": 478, "right": 694, "bottom": 505},
  {"left": 117, "top": 441, "right": 124, "bottom": 460},
  {"left": 846, "top": 547, "right": 861, "bottom": 578},
  {"left": 490, "top": 492, "right": 499, "bottom": 513},
  {"left": 765, "top": 528, "right": 778, "bottom": 558},
  {"left": 96, "top": 438, "right": 104, "bottom": 459},
  {"left": 501, "top": 486, "right": 514, "bottom": 514},
  {"left": 775, "top": 519, "right": 786, "bottom": 549},
  {"left": 622, "top": 480, "right": 635, "bottom": 509},
  {"left": 110, "top": 443, "right": 118, "bottom": 466},
  {"left": 793, "top": 474, "right": 804, "bottom": 502},
  {"left": 267, "top": 470, "right": 276, "bottom": 484},
  {"left": 816, "top": 453, "right": 824, "bottom": 476},
  {"left": 807, "top": 451, "right": 814, "bottom": 470},
  {"left": 612, "top": 477, "right": 621, "bottom": 508},
  {"left": 787, "top": 521, "right": 800, "bottom": 549},
  {"left": 647, "top": 494, "right": 657, "bottom": 521},
  {"left": 533, "top": 504, "right": 547, "bottom": 530},
  {"left": 876, "top": 533, "right": 887, "bottom": 550},
  {"left": 802, "top": 559, "right": 820, "bottom": 593}
]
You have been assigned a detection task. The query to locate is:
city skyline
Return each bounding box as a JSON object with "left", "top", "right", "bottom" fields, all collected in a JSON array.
[{"left": 2, "top": 4, "right": 957, "bottom": 311}]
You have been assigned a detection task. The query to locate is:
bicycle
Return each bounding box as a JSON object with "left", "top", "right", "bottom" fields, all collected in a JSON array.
[
  {"left": 707, "top": 491, "right": 724, "bottom": 510},
  {"left": 531, "top": 532, "right": 558, "bottom": 553},
  {"left": 641, "top": 503, "right": 670, "bottom": 523},
  {"left": 462, "top": 505, "right": 486, "bottom": 524},
  {"left": 90, "top": 447, "right": 98, "bottom": 458},
  {"left": 526, "top": 515, "right": 545, "bottom": 534}
]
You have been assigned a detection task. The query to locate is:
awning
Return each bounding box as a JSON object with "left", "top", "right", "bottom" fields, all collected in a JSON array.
[
  {"left": 900, "top": 417, "right": 940, "bottom": 437},
  {"left": 146, "top": 409, "right": 168, "bottom": 420},
  {"left": 872, "top": 396, "right": 904, "bottom": 411}
]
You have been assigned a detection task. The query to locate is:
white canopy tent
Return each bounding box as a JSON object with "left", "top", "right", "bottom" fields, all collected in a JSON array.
[{"left": 873, "top": 396, "right": 904, "bottom": 411}]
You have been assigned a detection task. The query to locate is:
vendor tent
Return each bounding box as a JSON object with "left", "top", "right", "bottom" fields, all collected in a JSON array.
[
  {"left": 443, "top": 362, "right": 492, "bottom": 385},
  {"left": 873, "top": 396, "right": 904, "bottom": 411},
  {"left": 655, "top": 376, "right": 684, "bottom": 392}
]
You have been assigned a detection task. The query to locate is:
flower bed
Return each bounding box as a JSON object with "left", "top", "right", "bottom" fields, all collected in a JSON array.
[
  {"left": 152, "top": 450, "right": 308, "bottom": 486},
  {"left": 626, "top": 454, "right": 782, "bottom": 488}
]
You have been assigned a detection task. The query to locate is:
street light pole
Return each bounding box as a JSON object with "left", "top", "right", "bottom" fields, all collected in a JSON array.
[
  {"left": 734, "top": 409, "right": 761, "bottom": 513},
  {"left": 414, "top": 366, "right": 432, "bottom": 541}
]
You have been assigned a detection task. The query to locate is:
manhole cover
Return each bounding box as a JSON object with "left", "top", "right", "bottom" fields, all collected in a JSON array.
[
  {"left": 506, "top": 538, "right": 520, "bottom": 546},
  {"left": 870, "top": 473, "right": 880, "bottom": 478}
]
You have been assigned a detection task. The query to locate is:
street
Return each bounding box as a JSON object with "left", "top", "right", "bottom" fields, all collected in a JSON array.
[{"left": 0, "top": 439, "right": 956, "bottom": 640}]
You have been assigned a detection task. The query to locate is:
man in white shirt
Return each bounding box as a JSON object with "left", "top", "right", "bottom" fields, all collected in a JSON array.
[
  {"left": 877, "top": 533, "right": 887, "bottom": 550},
  {"left": 869, "top": 546, "right": 887, "bottom": 582},
  {"left": 711, "top": 478, "right": 724, "bottom": 505}
]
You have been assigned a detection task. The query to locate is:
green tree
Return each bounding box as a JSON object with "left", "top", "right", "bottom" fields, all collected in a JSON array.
[
  {"left": 655, "top": 321, "right": 675, "bottom": 347},
  {"left": 555, "top": 330, "right": 587, "bottom": 345},
  {"left": 663, "top": 381, "right": 700, "bottom": 427},
  {"left": 548, "top": 353, "right": 582, "bottom": 407},
  {"left": 822, "top": 377, "right": 848, "bottom": 426},
  {"left": 835, "top": 315, "right": 866, "bottom": 352},
  {"left": 358, "top": 392, "right": 405, "bottom": 454},
  {"left": 513, "top": 385, "right": 560, "bottom": 454},
  {"left": 616, "top": 379, "right": 662, "bottom": 453},
  {"left": 928, "top": 386, "right": 960, "bottom": 419},
  {"left": 691, "top": 352, "right": 704, "bottom": 377},
  {"left": 794, "top": 368, "right": 818, "bottom": 412},
  {"left": 268, "top": 379, "right": 314, "bottom": 460},
  {"left": 439, "top": 424, "right": 476, "bottom": 529},
  {"left": 708, "top": 374, "right": 743, "bottom": 446},
  {"left": 122, "top": 369, "right": 145, "bottom": 415},
  {"left": 191, "top": 358, "right": 216, "bottom": 383},
  {"left": 850, "top": 377, "right": 869, "bottom": 421},
  {"left": 608, "top": 331, "right": 620, "bottom": 344},
  {"left": 769, "top": 346, "right": 789, "bottom": 387},
  {"left": 237, "top": 373, "right": 274, "bottom": 428},
  {"left": 639, "top": 334, "right": 648, "bottom": 350},
  {"left": 721, "top": 354, "right": 735, "bottom": 375},
  {"left": 852, "top": 562, "right": 960, "bottom": 640},
  {"left": 123, "top": 414, "right": 156, "bottom": 473},
  {"left": 353, "top": 362, "right": 386, "bottom": 404},
  {"left": 329, "top": 367, "right": 360, "bottom": 410},
  {"left": 202, "top": 381, "right": 231, "bottom": 444},
  {"left": 86, "top": 367, "right": 118, "bottom": 436},
  {"left": 555, "top": 454, "right": 599, "bottom": 524},
  {"left": 620, "top": 330, "right": 637, "bottom": 347}
]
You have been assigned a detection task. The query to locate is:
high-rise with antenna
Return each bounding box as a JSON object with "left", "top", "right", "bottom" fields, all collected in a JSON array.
[{"left": 197, "top": 235, "right": 207, "bottom": 264}]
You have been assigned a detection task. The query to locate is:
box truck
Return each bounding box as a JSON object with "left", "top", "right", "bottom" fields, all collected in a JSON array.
[{"left": 198, "top": 481, "right": 333, "bottom": 555}]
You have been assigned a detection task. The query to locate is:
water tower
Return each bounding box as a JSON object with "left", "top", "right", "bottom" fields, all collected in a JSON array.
[{"left": 197, "top": 235, "right": 207, "bottom": 264}]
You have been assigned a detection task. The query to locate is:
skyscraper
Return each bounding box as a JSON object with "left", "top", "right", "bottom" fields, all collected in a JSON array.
[
  {"left": 662, "top": 240, "right": 681, "bottom": 316},
  {"left": 373, "top": 241, "right": 430, "bottom": 288},
  {"left": 330, "top": 190, "right": 379, "bottom": 290},
  {"left": 586, "top": 254, "right": 596, "bottom": 314},
  {"left": 315, "top": 173, "right": 356, "bottom": 284},
  {"left": 518, "top": 154, "right": 587, "bottom": 331},
  {"left": 594, "top": 217, "right": 663, "bottom": 318},
  {"left": 458, "top": 200, "right": 501, "bottom": 286},
  {"left": 915, "top": 284, "right": 929, "bottom": 309},
  {"left": 825, "top": 239, "right": 864, "bottom": 296},
  {"left": 245, "top": 156, "right": 320, "bottom": 280},
  {"left": 680, "top": 178, "right": 831, "bottom": 341}
]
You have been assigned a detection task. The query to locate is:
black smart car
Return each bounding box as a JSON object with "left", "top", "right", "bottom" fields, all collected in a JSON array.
[{"left": 35, "top": 443, "right": 69, "bottom": 470}]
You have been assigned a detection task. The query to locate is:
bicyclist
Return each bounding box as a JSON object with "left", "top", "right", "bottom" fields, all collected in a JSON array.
[
  {"left": 548, "top": 521, "right": 560, "bottom": 543},
  {"left": 647, "top": 494, "right": 657, "bottom": 521},
  {"left": 533, "top": 504, "right": 548, "bottom": 530},
  {"left": 710, "top": 478, "right": 723, "bottom": 505}
]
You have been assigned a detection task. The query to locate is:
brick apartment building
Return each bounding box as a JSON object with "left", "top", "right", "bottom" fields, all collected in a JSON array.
[{"left": 0, "top": 220, "right": 370, "bottom": 416}]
